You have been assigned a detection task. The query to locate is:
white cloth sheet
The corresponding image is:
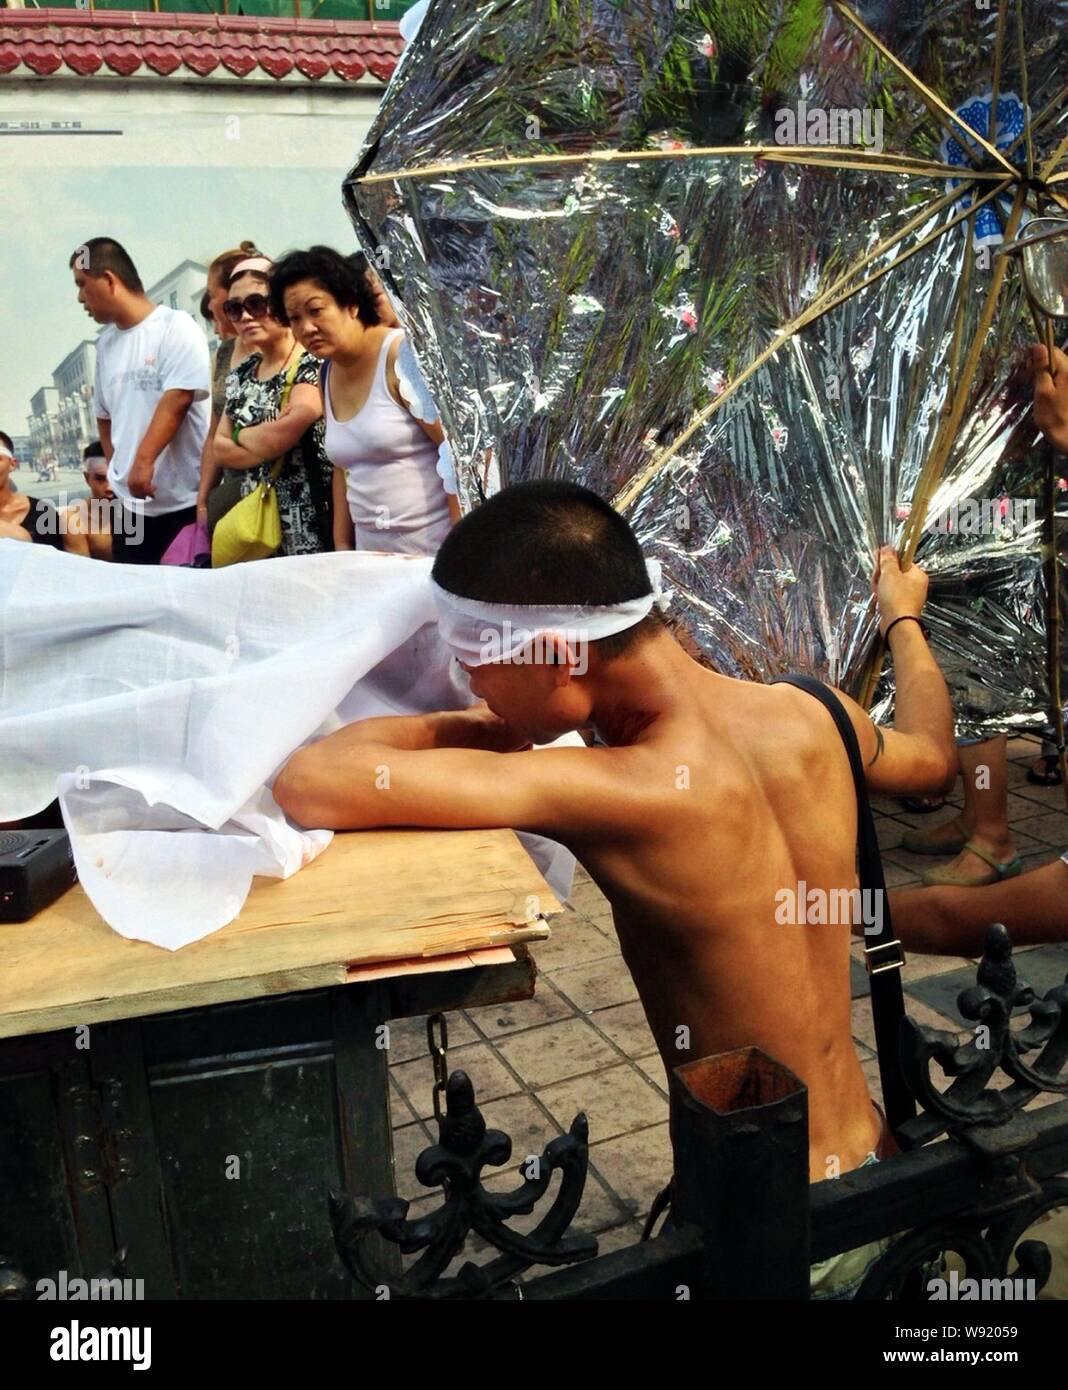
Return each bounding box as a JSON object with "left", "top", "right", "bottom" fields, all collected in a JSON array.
[{"left": 0, "top": 542, "right": 576, "bottom": 949}]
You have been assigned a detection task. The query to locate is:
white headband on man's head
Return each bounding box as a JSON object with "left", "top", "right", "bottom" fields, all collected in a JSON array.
[{"left": 430, "top": 558, "right": 671, "bottom": 667}]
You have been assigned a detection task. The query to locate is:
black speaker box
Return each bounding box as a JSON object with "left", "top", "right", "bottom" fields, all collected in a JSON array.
[{"left": 0, "top": 829, "right": 77, "bottom": 922}]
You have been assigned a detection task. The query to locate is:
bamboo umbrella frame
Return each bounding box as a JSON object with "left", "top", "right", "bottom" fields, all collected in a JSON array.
[{"left": 353, "top": 0, "right": 1068, "bottom": 802}]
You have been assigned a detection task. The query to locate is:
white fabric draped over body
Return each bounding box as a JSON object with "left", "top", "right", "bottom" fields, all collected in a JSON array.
[{"left": 0, "top": 543, "right": 576, "bottom": 949}]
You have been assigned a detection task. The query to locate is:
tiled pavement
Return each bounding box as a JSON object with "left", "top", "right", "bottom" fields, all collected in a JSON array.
[{"left": 389, "top": 736, "right": 1068, "bottom": 1268}]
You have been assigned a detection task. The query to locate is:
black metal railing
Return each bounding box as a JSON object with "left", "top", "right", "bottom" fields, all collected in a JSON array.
[{"left": 333, "top": 922, "right": 1068, "bottom": 1300}]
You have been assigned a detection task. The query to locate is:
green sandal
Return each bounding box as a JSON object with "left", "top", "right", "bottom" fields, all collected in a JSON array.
[
  {"left": 921, "top": 842, "right": 1023, "bottom": 888},
  {"left": 900, "top": 814, "right": 968, "bottom": 857}
]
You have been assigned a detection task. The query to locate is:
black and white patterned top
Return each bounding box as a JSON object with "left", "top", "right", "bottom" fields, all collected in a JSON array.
[{"left": 224, "top": 349, "right": 333, "bottom": 556}]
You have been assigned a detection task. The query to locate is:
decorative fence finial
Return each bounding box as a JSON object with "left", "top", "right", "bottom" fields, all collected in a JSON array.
[
  {"left": 899, "top": 923, "right": 1068, "bottom": 1144},
  {"left": 331, "top": 1069, "right": 596, "bottom": 1299}
]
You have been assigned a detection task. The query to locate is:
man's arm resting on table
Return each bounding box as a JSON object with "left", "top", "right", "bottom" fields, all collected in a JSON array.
[
  {"left": 272, "top": 707, "right": 614, "bottom": 838},
  {"left": 886, "top": 860, "right": 1068, "bottom": 955}
]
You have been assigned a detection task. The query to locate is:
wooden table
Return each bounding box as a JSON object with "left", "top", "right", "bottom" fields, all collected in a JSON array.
[{"left": 0, "top": 829, "right": 558, "bottom": 1299}]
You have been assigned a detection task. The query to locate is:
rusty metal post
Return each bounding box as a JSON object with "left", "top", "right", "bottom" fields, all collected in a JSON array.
[{"left": 670, "top": 1046, "right": 810, "bottom": 1299}]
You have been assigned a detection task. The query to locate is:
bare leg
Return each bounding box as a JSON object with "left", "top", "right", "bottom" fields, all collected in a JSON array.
[
  {"left": 890, "top": 859, "right": 1068, "bottom": 955},
  {"left": 931, "top": 736, "right": 1016, "bottom": 879}
]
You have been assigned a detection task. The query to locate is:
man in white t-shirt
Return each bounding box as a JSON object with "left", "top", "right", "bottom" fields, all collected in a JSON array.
[{"left": 71, "top": 237, "right": 210, "bottom": 564}]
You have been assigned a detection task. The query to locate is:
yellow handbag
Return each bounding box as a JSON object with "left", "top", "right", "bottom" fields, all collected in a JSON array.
[{"left": 212, "top": 352, "right": 302, "bottom": 568}]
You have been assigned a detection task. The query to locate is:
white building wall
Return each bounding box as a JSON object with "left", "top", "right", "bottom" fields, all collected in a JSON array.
[
  {"left": 52, "top": 340, "right": 99, "bottom": 465},
  {"left": 28, "top": 386, "right": 60, "bottom": 466},
  {"left": 3, "top": 74, "right": 385, "bottom": 449}
]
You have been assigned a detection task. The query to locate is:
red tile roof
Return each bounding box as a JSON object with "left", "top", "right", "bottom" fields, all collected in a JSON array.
[{"left": 0, "top": 9, "right": 403, "bottom": 83}]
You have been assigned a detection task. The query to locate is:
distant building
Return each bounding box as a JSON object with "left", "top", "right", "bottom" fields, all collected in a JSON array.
[
  {"left": 147, "top": 260, "right": 213, "bottom": 349},
  {"left": 28, "top": 386, "right": 60, "bottom": 468},
  {"left": 10, "top": 436, "right": 32, "bottom": 466},
  {"left": 52, "top": 340, "right": 98, "bottom": 468}
]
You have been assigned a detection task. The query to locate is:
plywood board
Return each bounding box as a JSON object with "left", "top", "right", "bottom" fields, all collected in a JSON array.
[{"left": 0, "top": 828, "right": 558, "bottom": 1038}]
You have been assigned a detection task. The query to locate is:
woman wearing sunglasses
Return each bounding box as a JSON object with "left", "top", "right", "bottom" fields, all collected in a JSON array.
[
  {"left": 210, "top": 255, "right": 333, "bottom": 556},
  {"left": 195, "top": 241, "right": 261, "bottom": 532},
  {"left": 269, "top": 246, "right": 459, "bottom": 556}
]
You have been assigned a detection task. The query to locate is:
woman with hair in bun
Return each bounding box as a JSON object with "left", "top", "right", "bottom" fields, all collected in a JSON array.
[
  {"left": 210, "top": 254, "right": 333, "bottom": 556},
  {"left": 196, "top": 241, "right": 261, "bottom": 531},
  {"left": 270, "top": 245, "right": 459, "bottom": 556}
]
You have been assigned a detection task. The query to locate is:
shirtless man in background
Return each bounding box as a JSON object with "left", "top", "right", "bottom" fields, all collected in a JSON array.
[
  {"left": 275, "top": 481, "right": 955, "bottom": 1183},
  {"left": 62, "top": 442, "right": 114, "bottom": 562}
]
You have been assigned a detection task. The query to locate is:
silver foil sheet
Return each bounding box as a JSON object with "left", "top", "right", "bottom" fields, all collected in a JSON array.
[{"left": 345, "top": 0, "right": 1068, "bottom": 735}]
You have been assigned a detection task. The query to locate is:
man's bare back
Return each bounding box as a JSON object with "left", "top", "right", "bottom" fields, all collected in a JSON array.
[
  {"left": 275, "top": 532, "right": 955, "bottom": 1183},
  {"left": 566, "top": 671, "right": 875, "bottom": 1178}
]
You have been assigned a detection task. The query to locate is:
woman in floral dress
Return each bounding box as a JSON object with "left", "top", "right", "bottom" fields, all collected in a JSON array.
[{"left": 212, "top": 255, "right": 332, "bottom": 557}]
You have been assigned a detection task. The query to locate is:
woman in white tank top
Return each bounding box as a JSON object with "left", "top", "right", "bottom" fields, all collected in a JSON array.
[{"left": 270, "top": 247, "right": 459, "bottom": 556}]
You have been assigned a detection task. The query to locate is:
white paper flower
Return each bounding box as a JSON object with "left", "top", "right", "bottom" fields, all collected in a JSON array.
[
  {"left": 394, "top": 336, "right": 440, "bottom": 424},
  {"left": 436, "top": 439, "right": 459, "bottom": 496}
]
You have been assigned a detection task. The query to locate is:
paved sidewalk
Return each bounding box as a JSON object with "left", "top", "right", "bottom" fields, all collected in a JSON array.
[{"left": 389, "top": 735, "right": 1068, "bottom": 1267}]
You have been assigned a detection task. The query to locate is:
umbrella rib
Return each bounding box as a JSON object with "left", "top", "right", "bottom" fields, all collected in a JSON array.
[
  {"left": 998, "top": 82, "right": 1068, "bottom": 170},
  {"left": 830, "top": 1, "right": 1019, "bottom": 178},
  {"left": 1013, "top": 0, "right": 1035, "bottom": 181},
  {"left": 758, "top": 152, "right": 1004, "bottom": 179},
  {"left": 352, "top": 145, "right": 1000, "bottom": 186},
  {"left": 1039, "top": 131, "right": 1068, "bottom": 184},
  {"left": 899, "top": 183, "right": 1029, "bottom": 571},
  {"left": 1022, "top": 84, "right": 1068, "bottom": 145},
  {"left": 798, "top": 179, "right": 1012, "bottom": 323},
  {"left": 988, "top": 0, "right": 1009, "bottom": 146},
  {"left": 612, "top": 177, "right": 1013, "bottom": 513},
  {"left": 858, "top": 189, "right": 1025, "bottom": 706}
]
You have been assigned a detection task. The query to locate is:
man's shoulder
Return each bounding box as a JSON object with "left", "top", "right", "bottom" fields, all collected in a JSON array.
[{"left": 156, "top": 304, "right": 203, "bottom": 339}]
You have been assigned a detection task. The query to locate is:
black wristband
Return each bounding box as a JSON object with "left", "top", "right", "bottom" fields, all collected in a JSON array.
[{"left": 882, "top": 614, "right": 928, "bottom": 642}]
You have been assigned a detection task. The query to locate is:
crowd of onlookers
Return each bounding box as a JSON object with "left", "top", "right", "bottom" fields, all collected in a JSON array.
[{"left": 0, "top": 235, "right": 458, "bottom": 565}]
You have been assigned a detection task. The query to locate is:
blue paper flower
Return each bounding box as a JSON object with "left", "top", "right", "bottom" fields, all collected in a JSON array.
[{"left": 940, "top": 91, "right": 1027, "bottom": 247}]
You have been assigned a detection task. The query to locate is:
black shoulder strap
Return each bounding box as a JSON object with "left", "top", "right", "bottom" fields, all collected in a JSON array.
[{"left": 771, "top": 674, "right": 916, "bottom": 1134}]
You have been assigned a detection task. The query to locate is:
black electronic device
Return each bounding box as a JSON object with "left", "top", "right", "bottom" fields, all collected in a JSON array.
[{"left": 0, "top": 829, "right": 77, "bottom": 922}]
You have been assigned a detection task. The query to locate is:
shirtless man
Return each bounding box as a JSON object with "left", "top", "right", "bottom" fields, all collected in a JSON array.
[
  {"left": 274, "top": 481, "right": 955, "bottom": 1183},
  {"left": 62, "top": 443, "right": 114, "bottom": 562}
]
